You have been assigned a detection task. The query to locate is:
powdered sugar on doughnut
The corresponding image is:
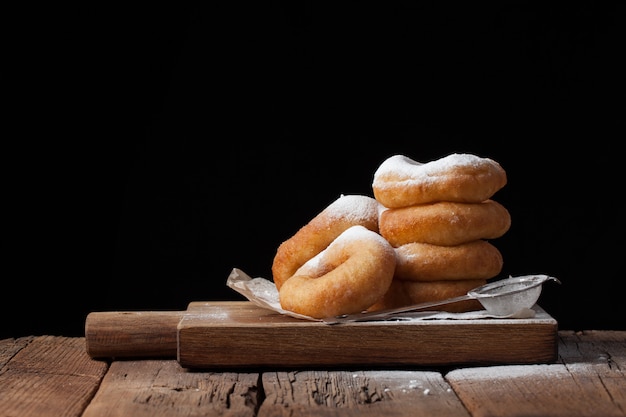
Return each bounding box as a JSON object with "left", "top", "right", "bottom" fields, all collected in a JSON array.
[
  {"left": 298, "top": 224, "right": 393, "bottom": 272},
  {"left": 323, "top": 194, "right": 381, "bottom": 223},
  {"left": 336, "top": 223, "right": 389, "bottom": 245},
  {"left": 372, "top": 153, "right": 507, "bottom": 208},
  {"left": 374, "top": 154, "right": 499, "bottom": 184}
]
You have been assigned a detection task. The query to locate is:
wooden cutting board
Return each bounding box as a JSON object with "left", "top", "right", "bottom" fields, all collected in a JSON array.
[{"left": 86, "top": 301, "right": 558, "bottom": 369}]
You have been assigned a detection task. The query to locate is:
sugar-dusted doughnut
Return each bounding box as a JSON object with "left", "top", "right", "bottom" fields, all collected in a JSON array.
[
  {"left": 379, "top": 199, "right": 511, "bottom": 247},
  {"left": 271, "top": 194, "right": 381, "bottom": 290},
  {"left": 394, "top": 240, "right": 503, "bottom": 281},
  {"left": 372, "top": 153, "right": 507, "bottom": 208},
  {"left": 368, "top": 278, "right": 486, "bottom": 313},
  {"left": 278, "top": 225, "right": 396, "bottom": 318}
]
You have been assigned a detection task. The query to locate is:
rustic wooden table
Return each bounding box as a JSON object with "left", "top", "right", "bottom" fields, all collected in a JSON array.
[{"left": 1, "top": 330, "right": 624, "bottom": 416}]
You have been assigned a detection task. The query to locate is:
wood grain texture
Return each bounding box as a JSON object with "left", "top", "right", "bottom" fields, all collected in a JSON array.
[
  {"left": 0, "top": 336, "right": 34, "bottom": 367},
  {"left": 177, "top": 301, "right": 558, "bottom": 369},
  {"left": 82, "top": 360, "right": 260, "bottom": 417},
  {"left": 0, "top": 336, "right": 108, "bottom": 417},
  {"left": 260, "top": 370, "right": 471, "bottom": 417},
  {"left": 84, "top": 301, "right": 244, "bottom": 359},
  {"left": 85, "top": 310, "right": 185, "bottom": 358},
  {"left": 1, "top": 332, "right": 625, "bottom": 417},
  {"left": 445, "top": 330, "right": 626, "bottom": 417}
]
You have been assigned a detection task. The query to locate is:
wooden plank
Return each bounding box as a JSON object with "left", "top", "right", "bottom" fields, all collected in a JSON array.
[
  {"left": 0, "top": 336, "right": 34, "bottom": 368},
  {"left": 177, "top": 301, "right": 558, "bottom": 369},
  {"left": 82, "top": 359, "right": 260, "bottom": 417},
  {"left": 558, "top": 330, "right": 626, "bottom": 369},
  {"left": 445, "top": 330, "right": 626, "bottom": 417},
  {"left": 259, "top": 370, "right": 471, "bottom": 417},
  {"left": 0, "top": 336, "right": 109, "bottom": 417},
  {"left": 557, "top": 330, "right": 626, "bottom": 415}
]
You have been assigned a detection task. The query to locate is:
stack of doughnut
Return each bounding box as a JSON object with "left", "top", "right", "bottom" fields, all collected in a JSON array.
[
  {"left": 271, "top": 153, "right": 510, "bottom": 319},
  {"left": 370, "top": 153, "right": 510, "bottom": 313}
]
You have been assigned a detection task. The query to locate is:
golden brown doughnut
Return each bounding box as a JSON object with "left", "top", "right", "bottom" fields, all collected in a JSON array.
[
  {"left": 394, "top": 240, "right": 503, "bottom": 281},
  {"left": 369, "top": 279, "right": 486, "bottom": 313},
  {"left": 402, "top": 279, "right": 486, "bottom": 312},
  {"left": 278, "top": 225, "right": 396, "bottom": 318},
  {"left": 372, "top": 153, "right": 507, "bottom": 208},
  {"left": 379, "top": 199, "right": 511, "bottom": 247},
  {"left": 367, "top": 279, "right": 412, "bottom": 312},
  {"left": 271, "top": 194, "right": 381, "bottom": 290}
]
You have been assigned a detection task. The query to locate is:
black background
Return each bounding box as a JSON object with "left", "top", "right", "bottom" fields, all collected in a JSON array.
[{"left": 4, "top": 3, "right": 624, "bottom": 339}]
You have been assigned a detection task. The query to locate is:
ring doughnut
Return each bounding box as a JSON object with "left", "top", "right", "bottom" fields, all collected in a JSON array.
[
  {"left": 367, "top": 279, "right": 412, "bottom": 312},
  {"left": 278, "top": 225, "right": 396, "bottom": 318},
  {"left": 271, "top": 194, "right": 381, "bottom": 290},
  {"left": 394, "top": 240, "right": 503, "bottom": 281},
  {"left": 369, "top": 279, "right": 486, "bottom": 313},
  {"left": 379, "top": 199, "right": 511, "bottom": 247},
  {"left": 372, "top": 154, "right": 507, "bottom": 208}
]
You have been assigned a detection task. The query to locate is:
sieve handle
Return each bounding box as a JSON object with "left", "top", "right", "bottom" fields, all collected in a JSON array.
[{"left": 322, "top": 294, "right": 474, "bottom": 325}]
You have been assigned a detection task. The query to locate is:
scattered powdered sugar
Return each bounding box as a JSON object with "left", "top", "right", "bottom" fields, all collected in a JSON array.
[
  {"left": 447, "top": 364, "right": 567, "bottom": 381},
  {"left": 408, "top": 379, "right": 420, "bottom": 389},
  {"left": 197, "top": 309, "right": 231, "bottom": 321}
]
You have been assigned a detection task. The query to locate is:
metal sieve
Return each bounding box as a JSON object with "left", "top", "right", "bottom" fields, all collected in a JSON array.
[{"left": 323, "top": 275, "right": 560, "bottom": 324}]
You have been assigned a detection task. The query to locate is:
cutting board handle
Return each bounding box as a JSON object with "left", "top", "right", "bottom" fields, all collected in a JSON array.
[{"left": 85, "top": 311, "right": 185, "bottom": 359}]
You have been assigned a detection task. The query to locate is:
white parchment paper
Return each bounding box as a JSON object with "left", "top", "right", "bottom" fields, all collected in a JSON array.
[{"left": 226, "top": 268, "right": 537, "bottom": 322}]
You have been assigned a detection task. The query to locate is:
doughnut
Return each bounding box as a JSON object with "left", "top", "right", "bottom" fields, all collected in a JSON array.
[
  {"left": 394, "top": 240, "right": 503, "bottom": 281},
  {"left": 278, "top": 225, "right": 396, "bottom": 318},
  {"left": 369, "top": 279, "right": 486, "bottom": 313},
  {"left": 379, "top": 199, "right": 511, "bottom": 247},
  {"left": 372, "top": 154, "right": 507, "bottom": 208},
  {"left": 367, "top": 279, "right": 412, "bottom": 312},
  {"left": 271, "top": 194, "right": 381, "bottom": 290},
  {"left": 402, "top": 279, "right": 486, "bottom": 312}
]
